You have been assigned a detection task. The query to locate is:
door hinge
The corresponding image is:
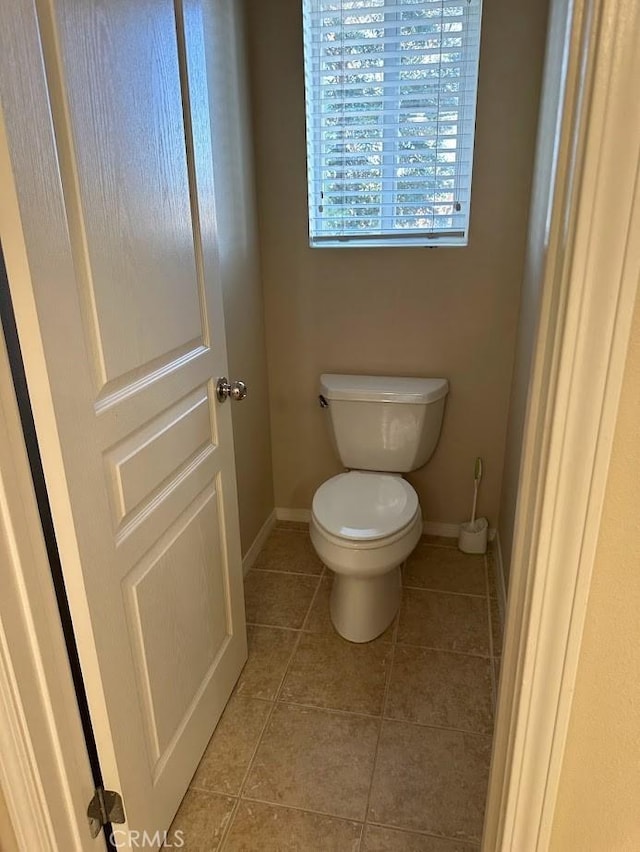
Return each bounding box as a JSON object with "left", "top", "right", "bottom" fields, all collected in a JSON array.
[{"left": 87, "top": 786, "right": 125, "bottom": 838}]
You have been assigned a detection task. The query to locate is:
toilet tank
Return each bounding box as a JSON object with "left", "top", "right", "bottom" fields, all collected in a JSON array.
[{"left": 320, "top": 374, "right": 449, "bottom": 473}]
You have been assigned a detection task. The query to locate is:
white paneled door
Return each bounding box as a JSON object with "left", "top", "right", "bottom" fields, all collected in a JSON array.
[{"left": 0, "top": 0, "right": 247, "bottom": 841}]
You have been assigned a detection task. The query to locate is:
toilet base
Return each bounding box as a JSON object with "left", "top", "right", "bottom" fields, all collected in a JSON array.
[{"left": 330, "top": 565, "right": 402, "bottom": 643}]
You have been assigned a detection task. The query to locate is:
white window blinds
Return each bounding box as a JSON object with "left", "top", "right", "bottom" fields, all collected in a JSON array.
[{"left": 302, "top": 0, "right": 482, "bottom": 247}]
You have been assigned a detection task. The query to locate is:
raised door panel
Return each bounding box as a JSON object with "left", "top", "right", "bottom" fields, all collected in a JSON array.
[
  {"left": 104, "top": 384, "right": 216, "bottom": 528},
  {"left": 53, "top": 0, "right": 205, "bottom": 386},
  {"left": 124, "top": 485, "right": 229, "bottom": 772}
]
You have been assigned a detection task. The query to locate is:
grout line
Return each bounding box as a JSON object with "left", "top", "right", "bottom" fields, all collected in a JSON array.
[
  {"left": 393, "top": 640, "right": 492, "bottom": 659},
  {"left": 300, "top": 569, "right": 326, "bottom": 630},
  {"left": 297, "top": 625, "right": 395, "bottom": 645},
  {"left": 401, "top": 584, "right": 487, "bottom": 598},
  {"left": 380, "top": 713, "right": 493, "bottom": 739},
  {"left": 232, "top": 795, "right": 480, "bottom": 849},
  {"left": 366, "top": 819, "right": 481, "bottom": 847},
  {"left": 273, "top": 575, "right": 323, "bottom": 699},
  {"left": 390, "top": 611, "right": 400, "bottom": 645},
  {"left": 361, "top": 575, "right": 401, "bottom": 836},
  {"left": 275, "top": 698, "right": 383, "bottom": 721},
  {"left": 219, "top": 575, "right": 323, "bottom": 849},
  {"left": 239, "top": 795, "right": 365, "bottom": 826},
  {"left": 256, "top": 695, "right": 493, "bottom": 740},
  {"left": 189, "top": 784, "right": 239, "bottom": 796},
  {"left": 182, "top": 789, "right": 480, "bottom": 850},
  {"left": 245, "top": 621, "right": 302, "bottom": 632},
  {"left": 250, "top": 567, "right": 324, "bottom": 578},
  {"left": 220, "top": 571, "right": 325, "bottom": 848},
  {"left": 216, "top": 695, "right": 280, "bottom": 848},
  {"left": 208, "top": 694, "right": 275, "bottom": 849}
]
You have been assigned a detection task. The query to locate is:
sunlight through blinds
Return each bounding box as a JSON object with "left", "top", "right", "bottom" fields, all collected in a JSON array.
[{"left": 302, "top": 0, "right": 483, "bottom": 247}]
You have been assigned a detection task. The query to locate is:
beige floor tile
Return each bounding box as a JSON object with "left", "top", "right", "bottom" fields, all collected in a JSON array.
[
  {"left": 244, "top": 571, "right": 318, "bottom": 628},
  {"left": 167, "top": 789, "right": 236, "bottom": 851},
  {"left": 385, "top": 646, "right": 493, "bottom": 734},
  {"left": 235, "top": 626, "right": 298, "bottom": 701},
  {"left": 303, "top": 576, "right": 396, "bottom": 641},
  {"left": 490, "top": 598, "right": 504, "bottom": 656},
  {"left": 362, "top": 825, "right": 479, "bottom": 851},
  {"left": 397, "top": 589, "right": 490, "bottom": 655},
  {"left": 254, "top": 529, "right": 323, "bottom": 575},
  {"left": 243, "top": 703, "right": 379, "bottom": 820},
  {"left": 280, "top": 632, "right": 391, "bottom": 715},
  {"left": 191, "top": 695, "right": 272, "bottom": 795},
  {"left": 404, "top": 546, "right": 486, "bottom": 596},
  {"left": 368, "top": 721, "right": 491, "bottom": 843},
  {"left": 224, "top": 800, "right": 362, "bottom": 851}
]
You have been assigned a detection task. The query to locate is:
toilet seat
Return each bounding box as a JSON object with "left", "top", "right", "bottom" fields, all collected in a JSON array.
[{"left": 312, "top": 471, "right": 419, "bottom": 543}]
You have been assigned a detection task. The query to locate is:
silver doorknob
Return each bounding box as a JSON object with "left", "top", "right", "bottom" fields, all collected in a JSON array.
[{"left": 216, "top": 377, "right": 248, "bottom": 403}]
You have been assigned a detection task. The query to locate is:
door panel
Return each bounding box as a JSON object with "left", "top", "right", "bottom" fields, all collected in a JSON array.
[
  {"left": 125, "top": 484, "right": 228, "bottom": 770},
  {"left": 104, "top": 385, "right": 213, "bottom": 526},
  {"left": 55, "top": 0, "right": 205, "bottom": 385},
  {"left": 0, "top": 0, "right": 246, "bottom": 839}
]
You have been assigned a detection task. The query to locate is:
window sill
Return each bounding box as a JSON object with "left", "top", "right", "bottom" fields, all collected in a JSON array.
[{"left": 309, "top": 236, "right": 468, "bottom": 249}]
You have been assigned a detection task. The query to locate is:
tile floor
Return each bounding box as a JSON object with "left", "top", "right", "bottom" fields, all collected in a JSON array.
[{"left": 168, "top": 523, "right": 503, "bottom": 850}]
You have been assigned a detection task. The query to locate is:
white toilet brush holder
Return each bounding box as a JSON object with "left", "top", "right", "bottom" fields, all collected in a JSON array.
[
  {"left": 458, "top": 457, "right": 488, "bottom": 554},
  {"left": 458, "top": 516, "right": 488, "bottom": 554}
]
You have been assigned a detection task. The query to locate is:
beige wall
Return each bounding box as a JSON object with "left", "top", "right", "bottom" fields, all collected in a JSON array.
[
  {"left": 245, "top": 0, "right": 549, "bottom": 523},
  {"left": 204, "top": 0, "right": 274, "bottom": 553},
  {"left": 550, "top": 291, "right": 640, "bottom": 851},
  {"left": 498, "top": 0, "right": 570, "bottom": 584}
]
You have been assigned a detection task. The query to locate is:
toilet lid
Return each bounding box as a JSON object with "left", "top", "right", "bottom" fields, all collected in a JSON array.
[{"left": 312, "top": 471, "right": 419, "bottom": 541}]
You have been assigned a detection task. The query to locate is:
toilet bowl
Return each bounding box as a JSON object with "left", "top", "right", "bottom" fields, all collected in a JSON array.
[
  {"left": 310, "top": 471, "right": 423, "bottom": 642},
  {"left": 310, "top": 373, "right": 448, "bottom": 643}
]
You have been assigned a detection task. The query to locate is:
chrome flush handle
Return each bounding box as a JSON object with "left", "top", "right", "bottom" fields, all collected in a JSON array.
[{"left": 216, "top": 377, "right": 248, "bottom": 403}]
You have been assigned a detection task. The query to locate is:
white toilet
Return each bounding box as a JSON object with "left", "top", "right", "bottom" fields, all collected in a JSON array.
[{"left": 310, "top": 374, "right": 449, "bottom": 643}]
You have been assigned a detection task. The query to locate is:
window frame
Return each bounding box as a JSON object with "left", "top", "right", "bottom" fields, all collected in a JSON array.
[{"left": 302, "top": 0, "right": 483, "bottom": 249}]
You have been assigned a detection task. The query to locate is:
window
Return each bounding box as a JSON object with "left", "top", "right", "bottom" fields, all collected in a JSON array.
[{"left": 302, "top": 0, "right": 482, "bottom": 247}]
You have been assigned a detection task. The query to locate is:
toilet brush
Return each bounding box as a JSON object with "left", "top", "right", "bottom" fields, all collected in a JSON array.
[
  {"left": 458, "top": 457, "right": 488, "bottom": 554},
  {"left": 470, "top": 456, "right": 481, "bottom": 524}
]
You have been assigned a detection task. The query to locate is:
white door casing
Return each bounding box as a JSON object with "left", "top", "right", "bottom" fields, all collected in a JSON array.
[
  {"left": 0, "top": 0, "right": 246, "bottom": 838},
  {"left": 483, "top": 0, "right": 640, "bottom": 847}
]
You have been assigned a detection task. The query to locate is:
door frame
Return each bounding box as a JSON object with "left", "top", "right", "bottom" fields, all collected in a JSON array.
[
  {"left": 1, "top": 1, "right": 640, "bottom": 851},
  {"left": 484, "top": 0, "right": 640, "bottom": 847},
  {"left": 0, "top": 244, "right": 99, "bottom": 849}
]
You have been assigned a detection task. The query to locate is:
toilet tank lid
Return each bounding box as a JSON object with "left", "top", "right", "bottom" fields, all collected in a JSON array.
[{"left": 320, "top": 374, "right": 449, "bottom": 404}]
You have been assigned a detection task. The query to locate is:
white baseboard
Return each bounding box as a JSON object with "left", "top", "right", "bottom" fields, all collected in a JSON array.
[
  {"left": 275, "top": 509, "right": 495, "bottom": 542},
  {"left": 422, "top": 520, "right": 460, "bottom": 539},
  {"left": 422, "top": 521, "right": 460, "bottom": 538},
  {"left": 423, "top": 520, "right": 497, "bottom": 541},
  {"left": 492, "top": 529, "right": 508, "bottom": 627},
  {"left": 275, "top": 507, "right": 311, "bottom": 524},
  {"left": 242, "top": 509, "right": 277, "bottom": 576}
]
